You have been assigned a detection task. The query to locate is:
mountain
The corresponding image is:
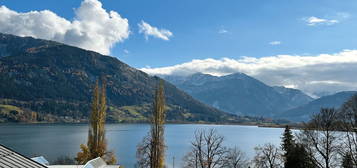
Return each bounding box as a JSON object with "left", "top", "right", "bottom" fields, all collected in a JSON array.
[
  {"left": 0, "top": 33, "right": 240, "bottom": 123},
  {"left": 273, "top": 86, "right": 314, "bottom": 108},
  {"left": 279, "top": 91, "right": 357, "bottom": 122},
  {"left": 163, "top": 73, "right": 313, "bottom": 117}
]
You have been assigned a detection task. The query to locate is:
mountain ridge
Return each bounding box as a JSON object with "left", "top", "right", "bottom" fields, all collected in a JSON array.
[
  {"left": 0, "top": 33, "right": 242, "bottom": 123},
  {"left": 278, "top": 91, "right": 357, "bottom": 121},
  {"left": 163, "top": 73, "right": 314, "bottom": 117}
]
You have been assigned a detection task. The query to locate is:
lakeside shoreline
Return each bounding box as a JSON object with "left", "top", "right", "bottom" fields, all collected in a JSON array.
[{"left": 0, "top": 121, "right": 296, "bottom": 129}]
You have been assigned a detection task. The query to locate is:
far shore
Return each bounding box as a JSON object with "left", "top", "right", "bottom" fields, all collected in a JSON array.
[{"left": 0, "top": 120, "right": 301, "bottom": 129}]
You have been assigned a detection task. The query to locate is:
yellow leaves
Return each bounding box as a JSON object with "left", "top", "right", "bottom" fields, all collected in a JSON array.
[
  {"left": 139, "top": 79, "right": 166, "bottom": 168},
  {"left": 76, "top": 78, "right": 116, "bottom": 165},
  {"left": 76, "top": 144, "right": 90, "bottom": 164}
]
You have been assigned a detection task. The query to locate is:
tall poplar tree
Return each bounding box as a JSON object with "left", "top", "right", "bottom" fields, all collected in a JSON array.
[
  {"left": 137, "top": 80, "right": 166, "bottom": 168},
  {"left": 150, "top": 80, "right": 166, "bottom": 168},
  {"left": 76, "top": 78, "right": 116, "bottom": 164}
]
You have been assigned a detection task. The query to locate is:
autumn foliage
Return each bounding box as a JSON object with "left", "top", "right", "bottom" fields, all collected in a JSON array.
[{"left": 76, "top": 78, "right": 116, "bottom": 164}]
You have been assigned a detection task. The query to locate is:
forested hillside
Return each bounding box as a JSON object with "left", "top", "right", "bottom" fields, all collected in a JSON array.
[{"left": 0, "top": 33, "right": 241, "bottom": 123}]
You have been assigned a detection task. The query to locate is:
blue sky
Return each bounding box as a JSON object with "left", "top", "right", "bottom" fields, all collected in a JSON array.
[
  {"left": 1, "top": 0, "right": 357, "bottom": 96},
  {"left": 1, "top": 0, "right": 356, "bottom": 67}
]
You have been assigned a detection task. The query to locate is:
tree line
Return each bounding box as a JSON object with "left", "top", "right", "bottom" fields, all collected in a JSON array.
[{"left": 72, "top": 77, "right": 357, "bottom": 168}]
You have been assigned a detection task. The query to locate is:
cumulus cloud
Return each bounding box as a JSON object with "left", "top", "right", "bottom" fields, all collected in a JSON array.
[
  {"left": 0, "top": 0, "right": 129, "bottom": 55},
  {"left": 269, "top": 41, "right": 281, "bottom": 45},
  {"left": 140, "top": 50, "right": 357, "bottom": 97},
  {"left": 138, "top": 21, "right": 173, "bottom": 40},
  {"left": 304, "top": 16, "right": 338, "bottom": 26}
]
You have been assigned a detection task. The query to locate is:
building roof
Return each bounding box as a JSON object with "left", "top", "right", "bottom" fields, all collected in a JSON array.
[
  {"left": 48, "top": 157, "right": 120, "bottom": 168},
  {"left": 48, "top": 166, "right": 120, "bottom": 168},
  {"left": 0, "top": 144, "right": 48, "bottom": 168},
  {"left": 83, "top": 157, "right": 107, "bottom": 168}
]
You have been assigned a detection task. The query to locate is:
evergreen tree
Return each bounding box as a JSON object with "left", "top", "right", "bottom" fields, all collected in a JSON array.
[
  {"left": 281, "top": 125, "right": 294, "bottom": 168},
  {"left": 76, "top": 78, "right": 116, "bottom": 164},
  {"left": 285, "top": 144, "right": 315, "bottom": 168},
  {"left": 342, "top": 153, "right": 355, "bottom": 168},
  {"left": 281, "top": 125, "right": 294, "bottom": 154},
  {"left": 281, "top": 125, "right": 315, "bottom": 168}
]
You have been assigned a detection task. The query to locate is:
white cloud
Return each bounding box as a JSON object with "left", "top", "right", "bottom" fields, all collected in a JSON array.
[
  {"left": 218, "top": 29, "right": 228, "bottom": 34},
  {"left": 123, "top": 49, "right": 129, "bottom": 54},
  {"left": 308, "top": 80, "right": 344, "bottom": 85},
  {"left": 269, "top": 41, "right": 281, "bottom": 45},
  {"left": 140, "top": 50, "right": 357, "bottom": 96},
  {"left": 0, "top": 0, "right": 129, "bottom": 55},
  {"left": 138, "top": 21, "right": 173, "bottom": 41},
  {"left": 304, "top": 16, "right": 339, "bottom": 26},
  {"left": 283, "top": 84, "right": 298, "bottom": 89}
]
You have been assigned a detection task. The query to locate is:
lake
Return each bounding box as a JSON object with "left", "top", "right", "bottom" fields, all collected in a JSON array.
[{"left": 0, "top": 124, "right": 284, "bottom": 167}]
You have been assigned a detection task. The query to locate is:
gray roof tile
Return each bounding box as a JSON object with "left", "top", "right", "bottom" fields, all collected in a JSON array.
[{"left": 0, "top": 144, "right": 47, "bottom": 168}]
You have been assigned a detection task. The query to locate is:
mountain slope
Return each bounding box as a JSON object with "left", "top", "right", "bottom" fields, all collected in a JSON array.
[
  {"left": 0, "top": 33, "right": 238, "bottom": 123},
  {"left": 273, "top": 86, "right": 314, "bottom": 108},
  {"left": 164, "top": 73, "right": 313, "bottom": 117},
  {"left": 279, "top": 91, "right": 357, "bottom": 122}
]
